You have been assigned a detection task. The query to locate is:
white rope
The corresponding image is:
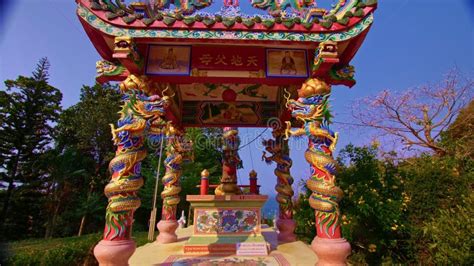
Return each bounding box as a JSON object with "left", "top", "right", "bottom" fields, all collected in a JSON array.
[
  {"left": 152, "top": 136, "right": 165, "bottom": 210},
  {"left": 247, "top": 128, "right": 255, "bottom": 170},
  {"left": 148, "top": 135, "right": 165, "bottom": 241}
]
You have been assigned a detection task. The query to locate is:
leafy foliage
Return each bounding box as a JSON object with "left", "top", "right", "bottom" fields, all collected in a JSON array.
[
  {"left": 0, "top": 58, "right": 62, "bottom": 238},
  {"left": 398, "top": 154, "right": 472, "bottom": 263},
  {"left": 53, "top": 83, "right": 122, "bottom": 237},
  {"left": 135, "top": 127, "right": 223, "bottom": 229},
  {"left": 39, "top": 148, "right": 90, "bottom": 238},
  {"left": 293, "top": 140, "right": 472, "bottom": 264},
  {"left": 293, "top": 183, "right": 316, "bottom": 243},
  {"left": 441, "top": 99, "right": 474, "bottom": 160},
  {"left": 4, "top": 231, "right": 154, "bottom": 266},
  {"left": 422, "top": 193, "right": 474, "bottom": 264},
  {"left": 337, "top": 145, "right": 410, "bottom": 264}
]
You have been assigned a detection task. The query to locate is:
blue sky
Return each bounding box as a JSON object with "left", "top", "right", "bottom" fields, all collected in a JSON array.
[{"left": 0, "top": 1, "right": 473, "bottom": 198}]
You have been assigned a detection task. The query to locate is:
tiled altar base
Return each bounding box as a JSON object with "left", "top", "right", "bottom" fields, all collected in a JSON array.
[
  {"left": 160, "top": 254, "right": 290, "bottom": 266},
  {"left": 130, "top": 225, "right": 318, "bottom": 265}
]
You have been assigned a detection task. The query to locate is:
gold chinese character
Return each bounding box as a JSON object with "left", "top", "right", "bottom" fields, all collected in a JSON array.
[
  {"left": 215, "top": 54, "right": 228, "bottom": 65},
  {"left": 247, "top": 56, "right": 258, "bottom": 67},
  {"left": 231, "top": 55, "right": 243, "bottom": 66},
  {"left": 200, "top": 54, "right": 213, "bottom": 65}
]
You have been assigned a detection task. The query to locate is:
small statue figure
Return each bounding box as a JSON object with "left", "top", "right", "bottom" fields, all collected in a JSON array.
[{"left": 177, "top": 210, "right": 186, "bottom": 228}]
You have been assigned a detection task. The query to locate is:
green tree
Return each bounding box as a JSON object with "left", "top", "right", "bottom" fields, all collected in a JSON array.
[
  {"left": 399, "top": 103, "right": 473, "bottom": 262},
  {"left": 135, "top": 127, "right": 223, "bottom": 231},
  {"left": 441, "top": 99, "right": 474, "bottom": 160},
  {"left": 55, "top": 83, "right": 121, "bottom": 236},
  {"left": 39, "top": 148, "right": 88, "bottom": 238},
  {"left": 0, "top": 58, "right": 62, "bottom": 235},
  {"left": 422, "top": 193, "right": 474, "bottom": 264},
  {"left": 292, "top": 95, "right": 473, "bottom": 264},
  {"left": 337, "top": 144, "right": 409, "bottom": 264},
  {"left": 293, "top": 180, "right": 316, "bottom": 243},
  {"left": 180, "top": 128, "right": 223, "bottom": 217}
]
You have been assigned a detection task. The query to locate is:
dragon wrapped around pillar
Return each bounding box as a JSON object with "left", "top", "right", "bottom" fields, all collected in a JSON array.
[
  {"left": 161, "top": 125, "right": 193, "bottom": 220},
  {"left": 215, "top": 127, "right": 242, "bottom": 195},
  {"left": 103, "top": 75, "right": 169, "bottom": 241},
  {"left": 262, "top": 127, "right": 294, "bottom": 219},
  {"left": 284, "top": 78, "right": 343, "bottom": 238}
]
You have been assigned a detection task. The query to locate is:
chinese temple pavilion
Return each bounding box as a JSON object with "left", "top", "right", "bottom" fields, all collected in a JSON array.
[{"left": 75, "top": 0, "right": 377, "bottom": 265}]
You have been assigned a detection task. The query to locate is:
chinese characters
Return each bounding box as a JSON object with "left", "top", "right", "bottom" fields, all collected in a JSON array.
[{"left": 199, "top": 54, "right": 260, "bottom": 67}]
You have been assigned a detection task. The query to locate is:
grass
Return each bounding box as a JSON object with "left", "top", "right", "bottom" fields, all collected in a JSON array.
[{"left": 4, "top": 231, "right": 156, "bottom": 266}]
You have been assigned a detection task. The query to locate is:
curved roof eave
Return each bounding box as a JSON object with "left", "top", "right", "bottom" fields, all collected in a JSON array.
[{"left": 77, "top": 3, "right": 374, "bottom": 44}]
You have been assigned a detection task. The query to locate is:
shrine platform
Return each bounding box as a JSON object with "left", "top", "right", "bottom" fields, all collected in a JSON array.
[{"left": 130, "top": 225, "right": 318, "bottom": 265}]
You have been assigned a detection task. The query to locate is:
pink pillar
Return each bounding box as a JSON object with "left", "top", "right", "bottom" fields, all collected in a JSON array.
[
  {"left": 94, "top": 76, "right": 169, "bottom": 265},
  {"left": 312, "top": 238, "right": 351, "bottom": 266},
  {"left": 286, "top": 78, "right": 351, "bottom": 265},
  {"left": 94, "top": 240, "right": 136, "bottom": 266},
  {"left": 156, "top": 125, "right": 183, "bottom": 244},
  {"left": 215, "top": 127, "right": 242, "bottom": 195},
  {"left": 156, "top": 125, "right": 192, "bottom": 244},
  {"left": 94, "top": 135, "right": 141, "bottom": 265},
  {"left": 262, "top": 126, "right": 296, "bottom": 242}
]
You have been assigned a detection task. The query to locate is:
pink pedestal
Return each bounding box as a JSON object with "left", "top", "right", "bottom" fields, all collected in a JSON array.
[
  {"left": 93, "top": 240, "right": 136, "bottom": 266},
  {"left": 311, "top": 237, "right": 351, "bottom": 266},
  {"left": 276, "top": 219, "right": 297, "bottom": 242},
  {"left": 156, "top": 220, "right": 179, "bottom": 243}
]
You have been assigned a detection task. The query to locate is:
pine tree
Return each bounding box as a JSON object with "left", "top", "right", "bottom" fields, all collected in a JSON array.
[{"left": 0, "top": 58, "right": 62, "bottom": 236}]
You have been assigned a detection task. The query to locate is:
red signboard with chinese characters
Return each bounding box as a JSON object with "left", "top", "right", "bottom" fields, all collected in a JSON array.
[{"left": 192, "top": 46, "right": 265, "bottom": 71}]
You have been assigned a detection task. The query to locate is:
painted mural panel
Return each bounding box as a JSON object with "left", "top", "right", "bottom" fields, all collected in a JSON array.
[
  {"left": 195, "top": 209, "right": 259, "bottom": 234},
  {"left": 179, "top": 84, "right": 278, "bottom": 102},
  {"left": 199, "top": 102, "right": 260, "bottom": 125},
  {"left": 266, "top": 49, "right": 308, "bottom": 78},
  {"left": 146, "top": 45, "right": 191, "bottom": 75}
]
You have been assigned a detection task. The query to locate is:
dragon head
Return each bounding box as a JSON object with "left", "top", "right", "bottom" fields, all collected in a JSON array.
[
  {"left": 119, "top": 75, "right": 173, "bottom": 121},
  {"left": 285, "top": 78, "right": 331, "bottom": 122},
  {"left": 134, "top": 94, "right": 169, "bottom": 121}
]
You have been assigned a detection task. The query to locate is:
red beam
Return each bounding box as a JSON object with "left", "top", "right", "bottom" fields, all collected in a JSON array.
[
  {"left": 77, "top": 16, "right": 114, "bottom": 61},
  {"left": 148, "top": 76, "right": 307, "bottom": 86}
]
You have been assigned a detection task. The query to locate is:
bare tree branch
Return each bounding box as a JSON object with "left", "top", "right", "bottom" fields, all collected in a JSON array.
[{"left": 351, "top": 69, "right": 473, "bottom": 156}]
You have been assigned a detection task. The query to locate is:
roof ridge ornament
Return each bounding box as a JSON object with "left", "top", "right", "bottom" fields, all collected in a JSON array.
[
  {"left": 251, "top": 0, "right": 315, "bottom": 17},
  {"left": 151, "top": 0, "right": 213, "bottom": 15}
]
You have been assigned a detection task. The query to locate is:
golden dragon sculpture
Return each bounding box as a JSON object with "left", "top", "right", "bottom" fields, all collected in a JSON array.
[
  {"left": 215, "top": 127, "right": 242, "bottom": 195},
  {"left": 284, "top": 78, "right": 343, "bottom": 238},
  {"left": 160, "top": 124, "right": 193, "bottom": 220},
  {"left": 262, "top": 127, "right": 294, "bottom": 220},
  {"left": 104, "top": 75, "right": 169, "bottom": 241}
]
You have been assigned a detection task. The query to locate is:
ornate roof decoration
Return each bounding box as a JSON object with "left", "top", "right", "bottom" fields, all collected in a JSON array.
[
  {"left": 85, "top": 0, "right": 377, "bottom": 31},
  {"left": 78, "top": 5, "right": 373, "bottom": 42}
]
